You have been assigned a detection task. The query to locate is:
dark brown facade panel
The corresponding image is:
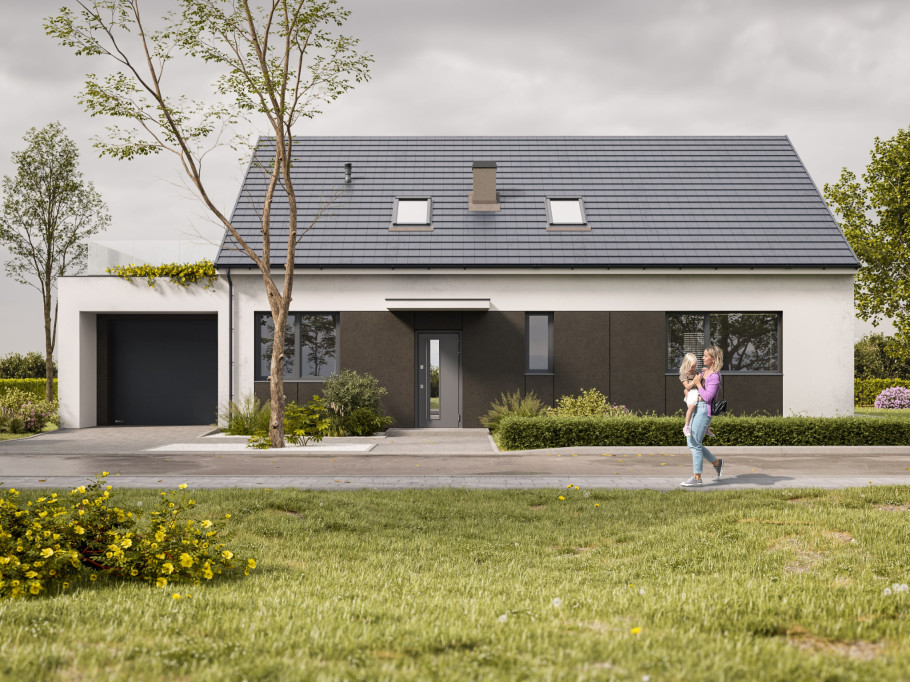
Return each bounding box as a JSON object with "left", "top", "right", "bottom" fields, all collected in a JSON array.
[
  {"left": 414, "top": 311, "right": 463, "bottom": 331},
  {"left": 554, "top": 311, "right": 610, "bottom": 402},
  {"left": 525, "top": 374, "right": 554, "bottom": 407},
  {"left": 665, "top": 375, "right": 687, "bottom": 417},
  {"left": 722, "top": 375, "right": 783, "bottom": 416},
  {"left": 340, "top": 311, "right": 415, "bottom": 427},
  {"left": 462, "top": 311, "right": 525, "bottom": 428},
  {"left": 610, "top": 312, "right": 666, "bottom": 414}
]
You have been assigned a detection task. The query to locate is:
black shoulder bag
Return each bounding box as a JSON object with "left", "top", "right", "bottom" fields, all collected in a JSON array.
[{"left": 711, "top": 374, "right": 727, "bottom": 415}]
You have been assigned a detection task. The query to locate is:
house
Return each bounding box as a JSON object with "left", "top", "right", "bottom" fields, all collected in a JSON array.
[{"left": 58, "top": 136, "right": 860, "bottom": 428}]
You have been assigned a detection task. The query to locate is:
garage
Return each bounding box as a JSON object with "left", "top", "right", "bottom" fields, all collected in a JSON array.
[{"left": 97, "top": 314, "right": 218, "bottom": 426}]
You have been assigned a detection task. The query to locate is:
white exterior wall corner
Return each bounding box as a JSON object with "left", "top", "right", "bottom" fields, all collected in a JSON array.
[
  {"left": 58, "top": 275, "right": 229, "bottom": 428},
  {"left": 229, "top": 268, "right": 856, "bottom": 418}
]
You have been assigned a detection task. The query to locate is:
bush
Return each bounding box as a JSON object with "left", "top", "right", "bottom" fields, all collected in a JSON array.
[
  {"left": 0, "top": 387, "right": 58, "bottom": 433},
  {"left": 247, "top": 395, "right": 332, "bottom": 448},
  {"left": 497, "top": 414, "right": 910, "bottom": 450},
  {"left": 0, "top": 475, "right": 255, "bottom": 599},
  {"left": 855, "top": 333, "right": 910, "bottom": 380},
  {"left": 219, "top": 394, "right": 270, "bottom": 435},
  {"left": 546, "top": 388, "right": 630, "bottom": 418},
  {"left": 479, "top": 390, "right": 545, "bottom": 432},
  {"left": 342, "top": 407, "right": 394, "bottom": 437},
  {"left": 855, "top": 378, "right": 910, "bottom": 406},
  {"left": 0, "top": 352, "right": 56, "bottom": 379},
  {"left": 0, "top": 379, "right": 58, "bottom": 402},
  {"left": 874, "top": 386, "right": 910, "bottom": 410},
  {"left": 321, "top": 370, "right": 392, "bottom": 436}
]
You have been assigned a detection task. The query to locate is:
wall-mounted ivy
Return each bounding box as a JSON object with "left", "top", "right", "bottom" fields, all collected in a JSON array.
[{"left": 106, "top": 259, "right": 220, "bottom": 289}]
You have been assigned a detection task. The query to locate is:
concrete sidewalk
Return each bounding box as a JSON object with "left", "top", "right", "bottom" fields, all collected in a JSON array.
[{"left": 1, "top": 425, "right": 909, "bottom": 490}]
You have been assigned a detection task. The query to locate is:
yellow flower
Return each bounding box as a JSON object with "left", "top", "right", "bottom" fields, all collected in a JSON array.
[
  {"left": 179, "top": 484, "right": 188, "bottom": 489},
  {"left": 221, "top": 550, "right": 233, "bottom": 561},
  {"left": 161, "top": 563, "right": 174, "bottom": 575},
  {"left": 631, "top": 627, "right": 642, "bottom": 635},
  {"left": 172, "top": 593, "right": 182, "bottom": 600},
  {"left": 594, "top": 503, "right": 600, "bottom": 508},
  {"left": 40, "top": 548, "right": 54, "bottom": 558},
  {"left": 73, "top": 525, "right": 85, "bottom": 535},
  {"left": 156, "top": 577, "right": 168, "bottom": 588},
  {"left": 558, "top": 496, "right": 565, "bottom": 501},
  {"left": 224, "top": 514, "right": 231, "bottom": 519},
  {"left": 179, "top": 553, "right": 194, "bottom": 568},
  {"left": 201, "top": 520, "right": 212, "bottom": 528},
  {"left": 247, "top": 559, "right": 256, "bottom": 569},
  {"left": 62, "top": 582, "right": 70, "bottom": 589},
  {"left": 29, "top": 584, "right": 41, "bottom": 595},
  {"left": 130, "top": 569, "right": 139, "bottom": 577},
  {"left": 25, "top": 571, "right": 39, "bottom": 579},
  {"left": 76, "top": 486, "right": 86, "bottom": 494},
  {"left": 121, "top": 538, "right": 132, "bottom": 549},
  {"left": 89, "top": 574, "right": 98, "bottom": 581},
  {"left": 101, "top": 471, "right": 109, "bottom": 477}
]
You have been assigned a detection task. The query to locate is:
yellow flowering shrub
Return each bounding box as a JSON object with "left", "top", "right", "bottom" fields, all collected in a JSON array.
[
  {"left": 0, "top": 475, "right": 255, "bottom": 599},
  {"left": 106, "top": 260, "right": 219, "bottom": 289}
]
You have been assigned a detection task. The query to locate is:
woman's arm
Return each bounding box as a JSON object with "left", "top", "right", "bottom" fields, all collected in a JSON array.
[{"left": 697, "top": 372, "right": 719, "bottom": 404}]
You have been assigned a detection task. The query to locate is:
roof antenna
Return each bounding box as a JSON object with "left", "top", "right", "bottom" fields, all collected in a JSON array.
[{"left": 344, "top": 162, "right": 352, "bottom": 184}]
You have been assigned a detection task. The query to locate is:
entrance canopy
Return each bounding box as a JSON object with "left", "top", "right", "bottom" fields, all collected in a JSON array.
[{"left": 385, "top": 298, "right": 490, "bottom": 311}]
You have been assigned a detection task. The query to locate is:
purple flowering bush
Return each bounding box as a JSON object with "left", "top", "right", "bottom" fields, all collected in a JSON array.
[
  {"left": 0, "top": 387, "right": 59, "bottom": 432},
  {"left": 874, "top": 386, "right": 910, "bottom": 410}
]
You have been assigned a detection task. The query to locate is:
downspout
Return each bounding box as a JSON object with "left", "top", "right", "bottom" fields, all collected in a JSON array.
[{"left": 227, "top": 267, "right": 233, "bottom": 404}]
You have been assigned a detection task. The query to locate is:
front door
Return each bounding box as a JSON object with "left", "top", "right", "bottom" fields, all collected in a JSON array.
[{"left": 417, "top": 332, "right": 461, "bottom": 428}]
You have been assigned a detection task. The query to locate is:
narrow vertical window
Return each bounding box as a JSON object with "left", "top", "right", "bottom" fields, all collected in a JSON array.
[{"left": 527, "top": 313, "right": 553, "bottom": 373}]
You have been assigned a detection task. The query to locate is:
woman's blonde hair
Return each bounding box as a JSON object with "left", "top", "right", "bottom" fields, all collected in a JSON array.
[
  {"left": 680, "top": 352, "right": 698, "bottom": 374},
  {"left": 704, "top": 346, "right": 724, "bottom": 372}
]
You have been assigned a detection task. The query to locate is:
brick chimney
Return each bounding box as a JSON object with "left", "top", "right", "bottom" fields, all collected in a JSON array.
[{"left": 469, "top": 161, "right": 501, "bottom": 211}]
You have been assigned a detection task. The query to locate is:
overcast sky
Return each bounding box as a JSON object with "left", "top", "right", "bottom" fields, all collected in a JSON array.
[{"left": 1, "top": 0, "right": 908, "bottom": 354}]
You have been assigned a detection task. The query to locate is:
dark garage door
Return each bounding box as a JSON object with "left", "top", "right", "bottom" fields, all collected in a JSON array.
[{"left": 100, "top": 315, "right": 217, "bottom": 425}]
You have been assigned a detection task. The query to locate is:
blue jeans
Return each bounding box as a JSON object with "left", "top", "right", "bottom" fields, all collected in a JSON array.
[{"left": 686, "top": 402, "right": 716, "bottom": 474}]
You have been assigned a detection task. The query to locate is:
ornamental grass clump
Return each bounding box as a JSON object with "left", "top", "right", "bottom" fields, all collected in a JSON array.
[
  {"left": 480, "top": 389, "right": 546, "bottom": 433},
  {"left": 874, "top": 386, "right": 910, "bottom": 410},
  {"left": 0, "top": 475, "right": 255, "bottom": 599}
]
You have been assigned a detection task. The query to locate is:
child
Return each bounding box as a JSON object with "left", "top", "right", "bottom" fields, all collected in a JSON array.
[
  {"left": 679, "top": 353, "right": 715, "bottom": 438},
  {"left": 679, "top": 353, "right": 700, "bottom": 436}
]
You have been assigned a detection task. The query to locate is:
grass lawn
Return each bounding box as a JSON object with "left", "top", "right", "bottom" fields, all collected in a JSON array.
[
  {"left": 2, "top": 486, "right": 910, "bottom": 680},
  {"left": 854, "top": 407, "right": 910, "bottom": 421},
  {"left": 0, "top": 423, "right": 57, "bottom": 442}
]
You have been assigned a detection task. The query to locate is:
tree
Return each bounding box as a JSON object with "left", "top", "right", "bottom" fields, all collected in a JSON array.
[
  {"left": 824, "top": 125, "right": 910, "bottom": 358},
  {"left": 46, "top": 1, "right": 372, "bottom": 446},
  {"left": 0, "top": 123, "right": 110, "bottom": 401}
]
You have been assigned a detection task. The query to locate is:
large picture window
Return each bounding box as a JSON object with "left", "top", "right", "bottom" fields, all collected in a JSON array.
[
  {"left": 667, "top": 313, "right": 780, "bottom": 373},
  {"left": 256, "top": 312, "right": 338, "bottom": 380}
]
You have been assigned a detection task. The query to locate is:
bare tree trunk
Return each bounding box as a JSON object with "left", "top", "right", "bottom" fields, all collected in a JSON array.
[
  {"left": 268, "top": 304, "right": 289, "bottom": 448},
  {"left": 44, "top": 294, "right": 54, "bottom": 403}
]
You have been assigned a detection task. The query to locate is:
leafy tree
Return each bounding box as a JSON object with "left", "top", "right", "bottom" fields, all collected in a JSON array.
[
  {"left": 824, "top": 125, "right": 910, "bottom": 357},
  {"left": 46, "top": 1, "right": 372, "bottom": 446},
  {"left": 854, "top": 333, "right": 910, "bottom": 380},
  {"left": 0, "top": 123, "right": 110, "bottom": 401}
]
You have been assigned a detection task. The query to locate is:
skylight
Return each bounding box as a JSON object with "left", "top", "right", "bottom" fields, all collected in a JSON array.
[
  {"left": 395, "top": 199, "right": 431, "bottom": 225},
  {"left": 548, "top": 198, "right": 585, "bottom": 225}
]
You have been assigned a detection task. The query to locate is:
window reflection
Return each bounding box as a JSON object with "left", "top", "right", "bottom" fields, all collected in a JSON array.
[{"left": 429, "top": 338, "right": 440, "bottom": 417}]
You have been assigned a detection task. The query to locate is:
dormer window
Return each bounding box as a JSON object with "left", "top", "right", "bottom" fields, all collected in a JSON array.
[
  {"left": 547, "top": 198, "right": 586, "bottom": 226},
  {"left": 391, "top": 198, "right": 432, "bottom": 231}
]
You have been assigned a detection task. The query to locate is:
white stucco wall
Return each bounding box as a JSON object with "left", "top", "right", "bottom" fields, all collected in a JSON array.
[
  {"left": 58, "top": 275, "right": 229, "bottom": 428},
  {"left": 59, "top": 268, "right": 856, "bottom": 427}
]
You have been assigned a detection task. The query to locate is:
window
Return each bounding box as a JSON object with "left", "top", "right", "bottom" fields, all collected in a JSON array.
[
  {"left": 256, "top": 312, "right": 338, "bottom": 380},
  {"left": 526, "top": 313, "right": 554, "bottom": 373},
  {"left": 393, "top": 198, "right": 431, "bottom": 225},
  {"left": 547, "top": 198, "right": 586, "bottom": 225},
  {"left": 667, "top": 313, "right": 781, "bottom": 373}
]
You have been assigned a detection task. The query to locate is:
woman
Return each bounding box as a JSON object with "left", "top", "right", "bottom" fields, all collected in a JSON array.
[{"left": 680, "top": 346, "right": 724, "bottom": 487}]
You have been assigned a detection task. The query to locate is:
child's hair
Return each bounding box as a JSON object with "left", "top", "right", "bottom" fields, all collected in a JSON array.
[{"left": 680, "top": 353, "right": 698, "bottom": 374}]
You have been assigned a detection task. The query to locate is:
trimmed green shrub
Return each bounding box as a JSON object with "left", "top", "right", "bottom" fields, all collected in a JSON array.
[
  {"left": 0, "top": 352, "right": 56, "bottom": 379},
  {"left": 855, "top": 378, "right": 910, "bottom": 406},
  {"left": 248, "top": 396, "right": 332, "bottom": 449},
  {"left": 497, "top": 414, "right": 910, "bottom": 450},
  {"left": 0, "top": 379, "right": 58, "bottom": 402},
  {"left": 546, "top": 387, "right": 630, "bottom": 417},
  {"left": 480, "top": 390, "right": 545, "bottom": 432}
]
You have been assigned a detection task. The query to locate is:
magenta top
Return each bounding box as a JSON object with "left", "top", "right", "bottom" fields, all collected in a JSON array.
[{"left": 698, "top": 371, "right": 721, "bottom": 417}]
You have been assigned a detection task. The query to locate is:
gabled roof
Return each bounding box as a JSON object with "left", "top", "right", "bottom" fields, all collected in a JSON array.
[{"left": 215, "top": 136, "right": 859, "bottom": 269}]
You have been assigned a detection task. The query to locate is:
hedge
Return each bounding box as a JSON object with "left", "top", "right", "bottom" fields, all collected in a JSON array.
[
  {"left": 855, "top": 378, "right": 910, "bottom": 406},
  {"left": 0, "top": 379, "right": 58, "bottom": 402},
  {"left": 497, "top": 414, "right": 910, "bottom": 450}
]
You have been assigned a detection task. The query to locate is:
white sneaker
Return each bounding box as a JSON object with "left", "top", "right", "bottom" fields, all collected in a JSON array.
[{"left": 680, "top": 476, "right": 703, "bottom": 487}]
